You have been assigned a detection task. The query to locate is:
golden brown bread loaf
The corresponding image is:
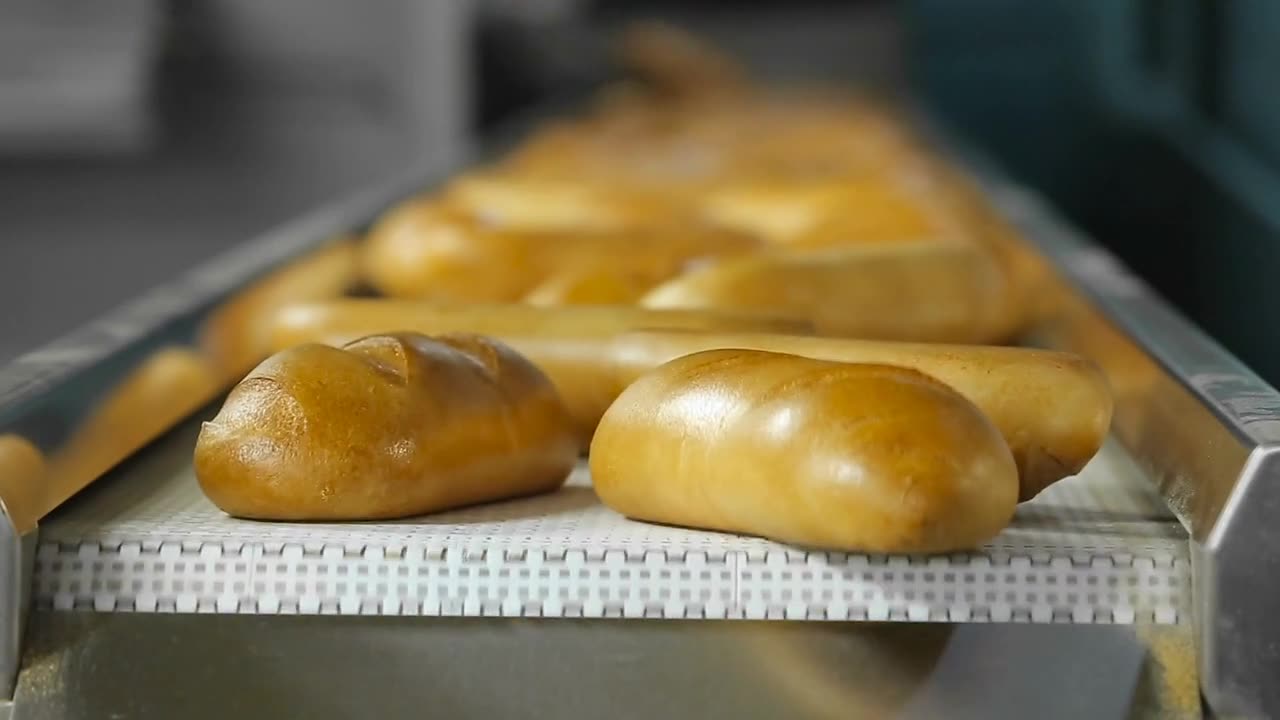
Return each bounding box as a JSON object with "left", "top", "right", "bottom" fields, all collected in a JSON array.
[
  {"left": 267, "top": 300, "right": 810, "bottom": 443},
  {"left": 590, "top": 349, "right": 1019, "bottom": 553},
  {"left": 199, "top": 239, "right": 360, "bottom": 381},
  {"left": 361, "top": 199, "right": 546, "bottom": 302},
  {"left": 194, "top": 333, "right": 578, "bottom": 520},
  {"left": 641, "top": 241, "right": 1021, "bottom": 343},
  {"left": 609, "top": 330, "right": 1112, "bottom": 500},
  {"left": 362, "top": 196, "right": 756, "bottom": 303}
]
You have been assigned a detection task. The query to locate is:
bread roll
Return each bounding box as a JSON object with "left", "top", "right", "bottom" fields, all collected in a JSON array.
[
  {"left": 194, "top": 333, "right": 578, "bottom": 520},
  {"left": 200, "top": 239, "right": 359, "bottom": 381},
  {"left": 363, "top": 198, "right": 756, "bottom": 302},
  {"left": 268, "top": 300, "right": 810, "bottom": 444},
  {"left": 641, "top": 242, "right": 1020, "bottom": 343},
  {"left": 590, "top": 350, "right": 1018, "bottom": 553},
  {"left": 609, "top": 330, "right": 1112, "bottom": 500},
  {"left": 361, "top": 199, "right": 546, "bottom": 301}
]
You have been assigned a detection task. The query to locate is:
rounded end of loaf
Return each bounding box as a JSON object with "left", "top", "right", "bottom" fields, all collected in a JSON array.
[
  {"left": 194, "top": 342, "right": 377, "bottom": 520},
  {"left": 1014, "top": 353, "right": 1114, "bottom": 501}
]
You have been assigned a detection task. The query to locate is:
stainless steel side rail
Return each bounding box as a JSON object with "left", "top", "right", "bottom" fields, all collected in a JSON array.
[{"left": 947, "top": 136, "right": 1280, "bottom": 718}]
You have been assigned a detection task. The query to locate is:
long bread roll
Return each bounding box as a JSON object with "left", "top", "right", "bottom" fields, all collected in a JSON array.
[
  {"left": 590, "top": 349, "right": 1018, "bottom": 553},
  {"left": 362, "top": 198, "right": 755, "bottom": 302},
  {"left": 609, "top": 330, "right": 1112, "bottom": 500},
  {"left": 640, "top": 242, "right": 1021, "bottom": 343},
  {"left": 195, "top": 333, "right": 578, "bottom": 520},
  {"left": 268, "top": 301, "right": 810, "bottom": 443},
  {"left": 360, "top": 200, "right": 541, "bottom": 301}
]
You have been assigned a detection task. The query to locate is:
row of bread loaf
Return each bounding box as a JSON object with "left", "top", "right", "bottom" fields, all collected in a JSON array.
[{"left": 190, "top": 85, "right": 1112, "bottom": 555}]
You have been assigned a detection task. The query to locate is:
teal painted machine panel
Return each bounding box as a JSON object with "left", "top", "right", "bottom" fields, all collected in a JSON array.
[{"left": 905, "top": 0, "right": 1280, "bottom": 382}]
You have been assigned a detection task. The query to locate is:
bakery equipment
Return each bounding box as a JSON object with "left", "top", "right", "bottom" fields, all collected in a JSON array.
[{"left": 0, "top": 106, "right": 1273, "bottom": 719}]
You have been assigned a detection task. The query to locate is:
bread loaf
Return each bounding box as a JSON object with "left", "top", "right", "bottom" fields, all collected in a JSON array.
[
  {"left": 590, "top": 349, "right": 1018, "bottom": 552},
  {"left": 362, "top": 197, "right": 755, "bottom": 303},
  {"left": 268, "top": 301, "right": 809, "bottom": 443},
  {"left": 609, "top": 330, "right": 1112, "bottom": 500},
  {"left": 195, "top": 333, "right": 578, "bottom": 520}
]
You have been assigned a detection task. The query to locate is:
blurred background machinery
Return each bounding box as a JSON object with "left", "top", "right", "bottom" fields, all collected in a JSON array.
[
  {"left": 907, "top": 0, "right": 1280, "bottom": 386},
  {"left": 1, "top": 0, "right": 1277, "bottom": 383}
]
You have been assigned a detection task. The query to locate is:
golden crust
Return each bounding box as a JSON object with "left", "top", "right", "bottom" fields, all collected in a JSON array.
[
  {"left": 194, "top": 333, "right": 578, "bottom": 520},
  {"left": 590, "top": 349, "right": 1019, "bottom": 553},
  {"left": 610, "top": 330, "right": 1112, "bottom": 500}
]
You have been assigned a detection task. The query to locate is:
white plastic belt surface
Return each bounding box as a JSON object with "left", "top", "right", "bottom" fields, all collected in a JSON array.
[{"left": 33, "top": 438, "right": 1190, "bottom": 624}]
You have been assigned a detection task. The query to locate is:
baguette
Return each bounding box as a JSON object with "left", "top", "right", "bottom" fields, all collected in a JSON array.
[
  {"left": 268, "top": 300, "right": 809, "bottom": 443},
  {"left": 363, "top": 198, "right": 755, "bottom": 302},
  {"left": 590, "top": 349, "right": 1018, "bottom": 553},
  {"left": 194, "top": 333, "right": 578, "bottom": 520}
]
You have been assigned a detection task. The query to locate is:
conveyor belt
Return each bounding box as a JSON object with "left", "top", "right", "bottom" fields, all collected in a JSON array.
[{"left": 33, "top": 419, "right": 1189, "bottom": 623}]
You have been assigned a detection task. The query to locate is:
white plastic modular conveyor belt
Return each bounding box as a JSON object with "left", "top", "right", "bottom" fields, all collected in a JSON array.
[{"left": 34, "top": 422, "right": 1189, "bottom": 624}]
